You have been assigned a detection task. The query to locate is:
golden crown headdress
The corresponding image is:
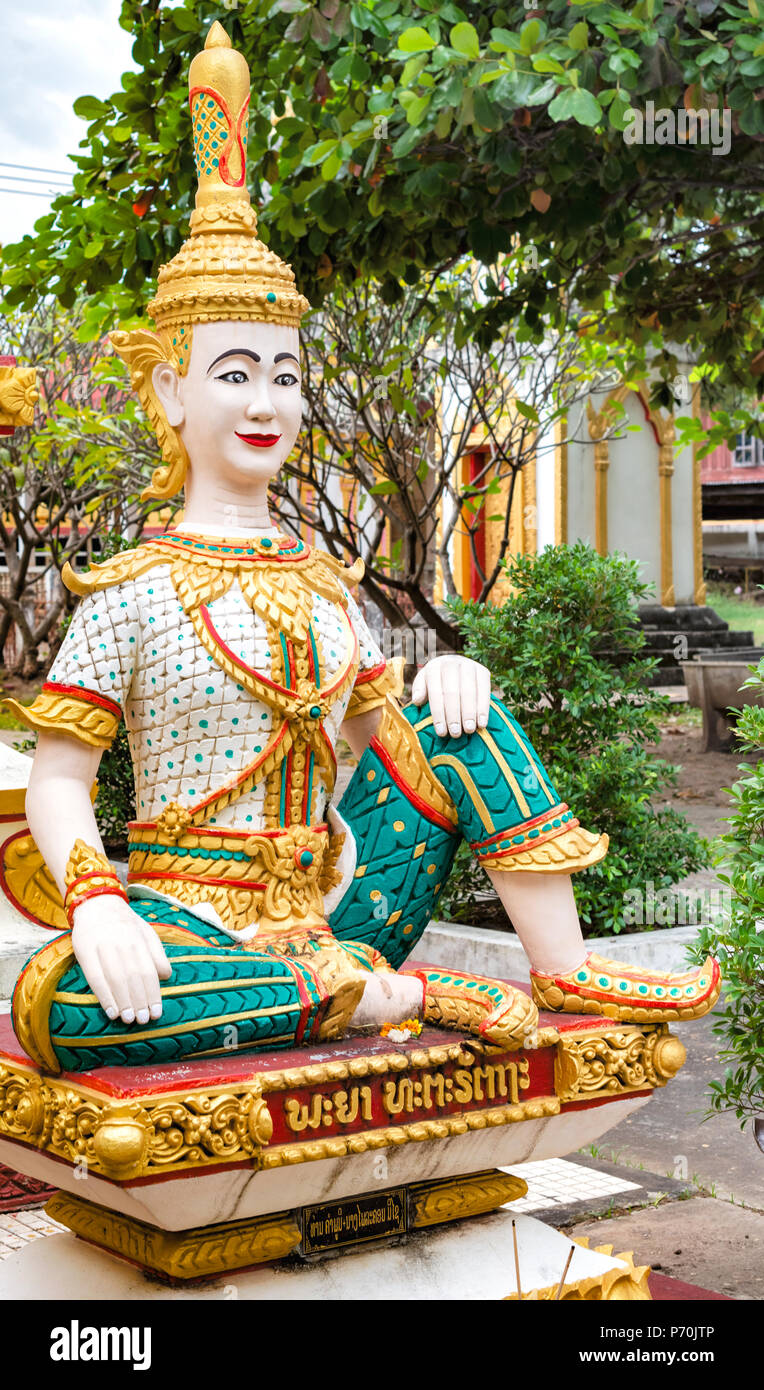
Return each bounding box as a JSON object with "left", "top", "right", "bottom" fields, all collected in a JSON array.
[{"left": 111, "top": 21, "right": 310, "bottom": 500}]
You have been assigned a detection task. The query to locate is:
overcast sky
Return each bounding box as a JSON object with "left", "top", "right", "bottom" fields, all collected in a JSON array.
[{"left": 0, "top": 0, "right": 137, "bottom": 246}]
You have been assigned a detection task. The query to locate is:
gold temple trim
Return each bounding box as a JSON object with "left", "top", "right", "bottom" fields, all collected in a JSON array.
[
  {"left": 0, "top": 1023, "right": 682, "bottom": 1182},
  {"left": 691, "top": 383, "right": 707, "bottom": 605},
  {"left": 0, "top": 1061, "right": 274, "bottom": 1180},
  {"left": 0, "top": 364, "right": 38, "bottom": 429},
  {"left": 46, "top": 1166, "right": 526, "bottom": 1281},
  {"left": 346, "top": 657, "right": 404, "bottom": 720},
  {"left": 1, "top": 831, "right": 67, "bottom": 930},
  {"left": 0, "top": 789, "right": 29, "bottom": 816},
  {"left": 260, "top": 1096, "right": 562, "bottom": 1169},
  {"left": 374, "top": 697, "right": 459, "bottom": 828},
  {"left": 409, "top": 1168, "right": 527, "bottom": 1228},
  {"left": 555, "top": 414, "right": 568, "bottom": 545},
  {"left": 481, "top": 823, "right": 608, "bottom": 874},
  {"left": 554, "top": 1023, "right": 687, "bottom": 1102}
]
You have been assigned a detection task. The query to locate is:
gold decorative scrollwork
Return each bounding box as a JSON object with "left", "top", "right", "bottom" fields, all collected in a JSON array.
[
  {"left": 257, "top": 1041, "right": 470, "bottom": 1092},
  {"left": 46, "top": 1191, "right": 301, "bottom": 1281},
  {"left": 410, "top": 1169, "right": 527, "bottom": 1228},
  {"left": 1, "top": 831, "right": 67, "bottom": 929},
  {"left": 0, "top": 1061, "right": 271, "bottom": 1181},
  {"left": 0, "top": 365, "right": 38, "bottom": 428},
  {"left": 555, "top": 1024, "right": 686, "bottom": 1103}
]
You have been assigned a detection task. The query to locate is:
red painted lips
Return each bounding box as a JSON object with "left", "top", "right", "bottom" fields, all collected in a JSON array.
[{"left": 235, "top": 431, "right": 282, "bottom": 449}]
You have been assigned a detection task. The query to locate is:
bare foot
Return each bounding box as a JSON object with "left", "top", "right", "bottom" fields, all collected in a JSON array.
[{"left": 350, "top": 971, "right": 424, "bottom": 1029}]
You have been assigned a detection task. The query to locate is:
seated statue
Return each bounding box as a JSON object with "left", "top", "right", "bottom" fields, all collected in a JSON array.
[{"left": 7, "top": 24, "right": 719, "bottom": 1076}]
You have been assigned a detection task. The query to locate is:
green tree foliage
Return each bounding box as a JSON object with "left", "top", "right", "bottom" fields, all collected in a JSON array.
[
  {"left": 440, "top": 543, "right": 708, "bottom": 934},
  {"left": 19, "top": 531, "right": 142, "bottom": 853},
  {"left": 2, "top": 0, "right": 762, "bottom": 410},
  {"left": 695, "top": 666, "right": 764, "bottom": 1127},
  {"left": 283, "top": 265, "right": 635, "bottom": 642},
  {"left": 0, "top": 304, "right": 159, "bottom": 674}
]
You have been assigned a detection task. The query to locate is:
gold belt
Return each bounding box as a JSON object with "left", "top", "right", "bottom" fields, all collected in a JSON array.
[{"left": 127, "top": 818, "right": 340, "bottom": 938}]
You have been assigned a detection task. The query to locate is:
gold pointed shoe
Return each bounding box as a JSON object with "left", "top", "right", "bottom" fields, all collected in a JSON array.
[
  {"left": 530, "top": 952, "right": 721, "bottom": 1024},
  {"left": 402, "top": 967, "right": 538, "bottom": 1049}
]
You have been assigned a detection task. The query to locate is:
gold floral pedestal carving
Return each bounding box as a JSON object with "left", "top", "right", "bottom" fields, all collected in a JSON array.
[
  {"left": 45, "top": 1192, "right": 303, "bottom": 1282},
  {"left": 0, "top": 1002, "right": 684, "bottom": 1288},
  {"left": 46, "top": 1169, "right": 528, "bottom": 1283}
]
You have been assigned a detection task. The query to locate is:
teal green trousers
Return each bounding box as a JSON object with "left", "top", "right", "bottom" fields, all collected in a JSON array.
[{"left": 15, "top": 697, "right": 572, "bottom": 1071}]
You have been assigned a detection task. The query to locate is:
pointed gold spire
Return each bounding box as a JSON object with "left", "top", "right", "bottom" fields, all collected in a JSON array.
[
  {"left": 188, "top": 21, "right": 251, "bottom": 212},
  {"left": 204, "top": 20, "right": 230, "bottom": 48},
  {"left": 139, "top": 22, "right": 309, "bottom": 336}
]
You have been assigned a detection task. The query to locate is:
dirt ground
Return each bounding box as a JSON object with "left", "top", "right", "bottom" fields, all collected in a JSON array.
[{"left": 650, "top": 706, "right": 743, "bottom": 847}]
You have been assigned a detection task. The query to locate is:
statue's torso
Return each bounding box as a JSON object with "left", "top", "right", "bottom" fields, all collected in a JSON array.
[
  {"left": 41, "top": 533, "right": 391, "bottom": 936},
  {"left": 53, "top": 564, "right": 371, "bottom": 828}
]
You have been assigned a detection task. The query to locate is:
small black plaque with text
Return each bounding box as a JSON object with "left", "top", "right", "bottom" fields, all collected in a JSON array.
[{"left": 301, "top": 1188, "right": 407, "bottom": 1255}]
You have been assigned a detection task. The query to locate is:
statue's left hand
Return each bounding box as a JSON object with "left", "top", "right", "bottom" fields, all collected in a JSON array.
[{"left": 411, "top": 655, "right": 491, "bottom": 738}]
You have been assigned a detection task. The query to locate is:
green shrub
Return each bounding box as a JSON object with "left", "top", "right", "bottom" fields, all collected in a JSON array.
[
  {"left": 694, "top": 666, "right": 764, "bottom": 1128},
  {"left": 440, "top": 543, "right": 708, "bottom": 936},
  {"left": 92, "top": 721, "right": 135, "bottom": 856}
]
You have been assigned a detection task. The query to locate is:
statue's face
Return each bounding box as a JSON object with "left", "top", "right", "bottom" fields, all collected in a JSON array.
[{"left": 153, "top": 319, "right": 303, "bottom": 490}]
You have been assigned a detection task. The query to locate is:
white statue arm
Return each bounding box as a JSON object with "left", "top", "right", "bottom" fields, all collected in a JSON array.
[{"left": 26, "top": 733, "right": 171, "bottom": 1025}]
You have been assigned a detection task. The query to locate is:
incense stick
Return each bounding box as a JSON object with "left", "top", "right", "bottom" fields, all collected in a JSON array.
[
  {"left": 555, "top": 1244, "right": 576, "bottom": 1300},
  {"left": 511, "top": 1219, "right": 522, "bottom": 1300}
]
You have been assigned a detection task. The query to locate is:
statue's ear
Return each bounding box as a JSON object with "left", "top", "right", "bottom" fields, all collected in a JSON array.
[{"left": 152, "top": 362, "right": 184, "bottom": 427}]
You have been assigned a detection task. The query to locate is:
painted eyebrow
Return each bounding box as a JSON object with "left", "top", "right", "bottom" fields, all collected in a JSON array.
[
  {"left": 274, "top": 352, "right": 300, "bottom": 366},
  {"left": 206, "top": 349, "right": 261, "bottom": 375}
]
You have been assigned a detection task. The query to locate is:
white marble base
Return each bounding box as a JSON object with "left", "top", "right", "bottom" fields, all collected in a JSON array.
[
  {"left": 0, "top": 1208, "right": 637, "bottom": 1301},
  {"left": 0, "top": 1094, "right": 648, "bottom": 1231}
]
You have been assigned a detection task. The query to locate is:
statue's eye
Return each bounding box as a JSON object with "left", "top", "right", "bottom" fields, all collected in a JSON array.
[
  {"left": 274, "top": 372, "right": 299, "bottom": 388},
  {"left": 217, "top": 370, "right": 248, "bottom": 384}
]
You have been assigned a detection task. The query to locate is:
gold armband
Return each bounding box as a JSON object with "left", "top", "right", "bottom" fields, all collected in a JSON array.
[
  {"left": 64, "top": 840, "right": 127, "bottom": 928},
  {"left": 346, "top": 656, "right": 404, "bottom": 720},
  {"left": 4, "top": 683, "right": 121, "bottom": 750}
]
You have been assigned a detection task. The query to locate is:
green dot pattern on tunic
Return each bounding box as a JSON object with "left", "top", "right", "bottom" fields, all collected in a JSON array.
[{"left": 46, "top": 562, "right": 388, "bottom": 836}]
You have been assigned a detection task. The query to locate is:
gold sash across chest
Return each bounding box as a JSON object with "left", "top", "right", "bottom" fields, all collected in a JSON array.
[{"left": 64, "top": 534, "right": 363, "bottom": 826}]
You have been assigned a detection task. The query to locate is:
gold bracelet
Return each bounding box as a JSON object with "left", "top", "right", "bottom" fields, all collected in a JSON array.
[{"left": 63, "top": 840, "right": 127, "bottom": 928}]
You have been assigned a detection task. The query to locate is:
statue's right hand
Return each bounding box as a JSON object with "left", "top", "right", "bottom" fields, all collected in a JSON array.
[{"left": 71, "top": 896, "right": 172, "bottom": 1026}]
